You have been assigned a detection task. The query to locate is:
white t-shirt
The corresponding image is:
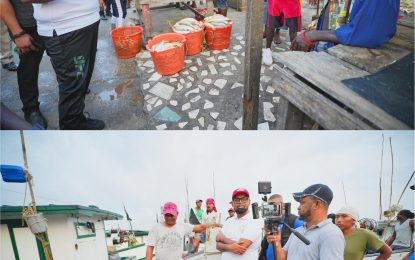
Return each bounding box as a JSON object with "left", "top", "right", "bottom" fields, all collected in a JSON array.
[
  {"left": 220, "top": 212, "right": 262, "bottom": 260},
  {"left": 147, "top": 222, "right": 194, "bottom": 260},
  {"left": 204, "top": 211, "right": 222, "bottom": 253},
  {"left": 203, "top": 211, "right": 221, "bottom": 224},
  {"left": 33, "top": 1, "right": 100, "bottom": 36}
]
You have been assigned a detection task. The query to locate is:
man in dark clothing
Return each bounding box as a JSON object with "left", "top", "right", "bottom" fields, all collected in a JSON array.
[
  {"left": 21, "top": 0, "right": 106, "bottom": 130},
  {"left": 259, "top": 194, "right": 303, "bottom": 260},
  {"left": 0, "top": 0, "right": 47, "bottom": 129}
]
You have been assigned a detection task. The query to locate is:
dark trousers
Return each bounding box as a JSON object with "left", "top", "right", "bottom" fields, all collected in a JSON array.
[
  {"left": 15, "top": 26, "right": 45, "bottom": 114},
  {"left": 100, "top": 0, "right": 112, "bottom": 16},
  {"left": 112, "top": 0, "right": 127, "bottom": 18},
  {"left": 42, "top": 21, "right": 99, "bottom": 129}
]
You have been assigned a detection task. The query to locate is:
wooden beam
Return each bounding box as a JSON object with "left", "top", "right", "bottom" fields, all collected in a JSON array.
[
  {"left": 272, "top": 65, "right": 374, "bottom": 129},
  {"left": 242, "top": 0, "right": 263, "bottom": 130},
  {"left": 141, "top": 3, "right": 153, "bottom": 38}
]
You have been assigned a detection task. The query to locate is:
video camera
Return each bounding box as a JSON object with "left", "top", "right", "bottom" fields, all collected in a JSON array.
[
  {"left": 252, "top": 181, "right": 291, "bottom": 233},
  {"left": 252, "top": 181, "right": 310, "bottom": 245}
]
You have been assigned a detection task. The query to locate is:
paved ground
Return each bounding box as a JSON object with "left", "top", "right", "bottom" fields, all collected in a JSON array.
[{"left": 1, "top": 3, "right": 316, "bottom": 130}]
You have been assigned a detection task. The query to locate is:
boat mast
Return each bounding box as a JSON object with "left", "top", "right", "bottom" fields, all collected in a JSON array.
[
  {"left": 379, "top": 134, "right": 384, "bottom": 220},
  {"left": 388, "top": 137, "right": 394, "bottom": 210},
  {"left": 20, "top": 131, "right": 54, "bottom": 260},
  {"left": 397, "top": 171, "right": 415, "bottom": 205}
]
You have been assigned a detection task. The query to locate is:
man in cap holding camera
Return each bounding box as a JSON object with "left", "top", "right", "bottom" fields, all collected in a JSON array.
[
  {"left": 259, "top": 194, "right": 304, "bottom": 259},
  {"left": 336, "top": 206, "right": 391, "bottom": 260},
  {"left": 271, "top": 184, "right": 345, "bottom": 260},
  {"left": 146, "top": 202, "right": 221, "bottom": 260},
  {"left": 216, "top": 188, "right": 262, "bottom": 259}
]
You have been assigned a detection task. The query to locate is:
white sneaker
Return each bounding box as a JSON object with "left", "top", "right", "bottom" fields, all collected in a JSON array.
[{"left": 262, "top": 48, "right": 273, "bottom": 66}]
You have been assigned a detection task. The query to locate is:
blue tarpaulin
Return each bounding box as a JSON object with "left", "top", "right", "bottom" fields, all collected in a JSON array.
[{"left": 0, "top": 165, "right": 27, "bottom": 183}]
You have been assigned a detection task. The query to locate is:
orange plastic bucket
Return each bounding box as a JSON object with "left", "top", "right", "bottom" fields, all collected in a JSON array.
[
  {"left": 182, "top": 29, "right": 204, "bottom": 56},
  {"left": 111, "top": 26, "right": 143, "bottom": 59},
  {"left": 146, "top": 33, "right": 186, "bottom": 76},
  {"left": 205, "top": 23, "right": 233, "bottom": 50}
]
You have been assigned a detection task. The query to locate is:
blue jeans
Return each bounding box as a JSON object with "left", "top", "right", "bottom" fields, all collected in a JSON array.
[{"left": 214, "top": 0, "right": 227, "bottom": 8}]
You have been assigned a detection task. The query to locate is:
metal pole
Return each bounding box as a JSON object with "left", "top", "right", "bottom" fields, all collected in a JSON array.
[{"left": 242, "top": 0, "right": 263, "bottom": 130}]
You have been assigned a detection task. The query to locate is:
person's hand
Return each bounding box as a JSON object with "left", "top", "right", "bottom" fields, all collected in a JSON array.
[
  {"left": 15, "top": 34, "right": 39, "bottom": 55},
  {"left": 98, "top": 0, "right": 106, "bottom": 11},
  {"left": 307, "top": 20, "right": 317, "bottom": 30},
  {"left": 290, "top": 31, "right": 315, "bottom": 52},
  {"left": 227, "top": 242, "right": 248, "bottom": 255}
]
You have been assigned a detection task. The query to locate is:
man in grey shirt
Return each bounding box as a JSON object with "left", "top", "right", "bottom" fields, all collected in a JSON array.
[{"left": 269, "top": 184, "right": 345, "bottom": 260}]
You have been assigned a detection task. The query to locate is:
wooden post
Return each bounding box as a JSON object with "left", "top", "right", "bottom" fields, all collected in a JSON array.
[
  {"left": 207, "top": 0, "right": 214, "bottom": 16},
  {"left": 20, "top": 130, "right": 54, "bottom": 260},
  {"left": 141, "top": 3, "right": 153, "bottom": 38},
  {"left": 242, "top": 0, "right": 263, "bottom": 130}
]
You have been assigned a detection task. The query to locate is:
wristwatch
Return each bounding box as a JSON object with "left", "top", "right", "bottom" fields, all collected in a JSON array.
[{"left": 12, "top": 30, "right": 26, "bottom": 40}]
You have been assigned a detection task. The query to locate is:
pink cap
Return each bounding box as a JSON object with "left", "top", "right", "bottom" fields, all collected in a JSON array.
[
  {"left": 228, "top": 207, "right": 234, "bottom": 212},
  {"left": 162, "top": 202, "right": 178, "bottom": 216},
  {"left": 232, "top": 188, "right": 250, "bottom": 199},
  {"left": 206, "top": 198, "right": 215, "bottom": 204}
]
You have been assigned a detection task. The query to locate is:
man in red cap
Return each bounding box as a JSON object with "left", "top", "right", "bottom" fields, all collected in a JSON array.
[
  {"left": 146, "top": 202, "right": 221, "bottom": 260},
  {"left": 226, "top": 208, "right": 235, "bottom": 220},
  {"left": 216, "top": 188, "right": 262, "bottom": 259}
]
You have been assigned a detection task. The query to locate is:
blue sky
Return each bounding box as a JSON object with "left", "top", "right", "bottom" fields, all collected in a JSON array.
[{"left": 1, "top": 131, "right": 413, "bottom": 230}]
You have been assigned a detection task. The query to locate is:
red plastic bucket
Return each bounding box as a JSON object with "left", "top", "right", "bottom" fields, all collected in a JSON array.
[
  {"left": 111, "top": 26, "right": 143, "bottom": 59},
  {"left": 205, "top": 23, "right": 233, "bottom": 50},
  {"left": 182, "top": 29, "right": 204, "bottom": 56},
  {"left": 146, "top": 33, "right": 186, "bottom": 76}
]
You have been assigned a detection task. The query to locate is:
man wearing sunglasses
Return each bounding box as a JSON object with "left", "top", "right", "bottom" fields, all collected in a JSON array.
[
  {"left": 216, "top": 188, "right": 262, "bottom": 259},
  {"left": 146, "top": 202, "right": 221, "bottom": 260}
]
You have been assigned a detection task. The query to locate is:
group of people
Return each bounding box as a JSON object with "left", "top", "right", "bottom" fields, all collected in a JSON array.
[
  {"left": 146, "top": 184, "right": 414, "bottom": 260},
  {"left": 262, "top": 0, "right": 401, "bottom": 65}
]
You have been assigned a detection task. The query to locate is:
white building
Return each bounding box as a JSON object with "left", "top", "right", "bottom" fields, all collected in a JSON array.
[{"left": 1, "top": 205, "right": 122, "bottom": 260}]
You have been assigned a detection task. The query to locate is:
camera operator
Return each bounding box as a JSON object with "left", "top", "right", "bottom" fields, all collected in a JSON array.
[
  {"left": 216, "top": 188, "right": 262, "bottom": 259},
  {"left": 259, "top": 194, "right": 304, "bottom": 260},
  {"left": 270, "top": 184, "right": 345, "bottom": 260}
]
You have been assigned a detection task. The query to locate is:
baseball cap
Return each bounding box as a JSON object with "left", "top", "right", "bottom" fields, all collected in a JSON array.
[
  {"left": 232, "top": 188, "right": 250, "bottom": 199},
  {"left": 228, "top": 207, "right": 234, "bottom": 212},
  {"left": 293, "top": 184, "right": 333, "bottom": 205},
  {"left": 162, "top": 202, "right": 178, "bottom": 216},
  {"left": 337, "top": 207, "right": 359, "bottom": 221}
]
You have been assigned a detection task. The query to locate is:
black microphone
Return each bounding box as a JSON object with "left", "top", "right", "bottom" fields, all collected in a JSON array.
[{"left": 283, "top": 223, "right": 311, "bottom": 245}]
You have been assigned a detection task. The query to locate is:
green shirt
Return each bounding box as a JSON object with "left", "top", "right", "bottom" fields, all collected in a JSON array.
[
  {"left": 344, "top": 228, "right": 384, "bottom": 260},
  {"left": 190, "top": 208, "right": 204, "bottom": 224}
]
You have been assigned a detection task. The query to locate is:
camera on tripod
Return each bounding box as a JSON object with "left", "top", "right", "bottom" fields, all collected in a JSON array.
[
  {"left": 252, "top": 182, "right": 292, "bottom": 234},
  {"left": 252, "top": 181, "right": 311, "bottom": 246}
]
